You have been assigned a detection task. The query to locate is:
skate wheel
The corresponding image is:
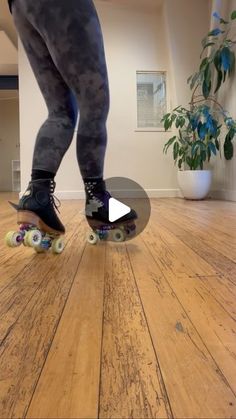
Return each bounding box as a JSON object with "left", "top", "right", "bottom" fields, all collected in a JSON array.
[
  {"left": 51, "top": 237, "right": 65, "bottom": 254},
  {"left": 24, "top": 230, "right": 42, "bottom": 247},
  {"left": 126, "top": 224, "right": 136, "bottom": 235},
  {"left": 5, "top": 231, "right": 22, "bottom": 247},
  {"left": 112, "top": 228, "right": 125, "bottom": 242},
  {"left": 87, "top": 231, "right": 99, "bottom": 245}
]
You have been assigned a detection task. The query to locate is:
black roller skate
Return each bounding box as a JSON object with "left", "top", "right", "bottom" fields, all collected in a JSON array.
[
  {"left": 5, "top": 179, "right": 65, "bottom": 254},
  {"left": 84, "top": 179, "right": 137, "bottom": 244}
]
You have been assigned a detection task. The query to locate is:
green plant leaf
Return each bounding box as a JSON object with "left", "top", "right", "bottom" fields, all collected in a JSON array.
[
  {"left": 202, "top": 150, "right": 207, "bottom": 161},
  {"left": 191, "top": 143, "right": 199, "bottom": 156},
  {"left": 208, "top": 28, "right": 224, "bottom": 36},
  {"left": 196, "top": 154, "right": 202, "bottom": 169},
  {"left": 180, "top": 117, "right": 186, "bottom": 128},
  {"left": 163, "top": 135, "right": 176, "bottom": 153},
  {"left": 201, "top": 42, "right": 215, "bottom": 55},
  {"left": 221, "top": 47, "right": 231, "bottom": 71},
  {"left": 164, "top": 118, "right": 170, "bottom": 131},
  {"left": 214, "top": 50, "right": 222, "bottom": 71},
  {"left": 224, "top": 138, "right": 234, "bottom": 159},
  {"left": 215, "top": 138, "right": 220, "bottom": 150},
  {"left": 231, "top": 10, "right": 236, "bottom": 20},
  {"left": 201, "top": 36, "right": 208, "bottom": 48},
  {"left": 226, "top": 128, "right": 236, "bottom": 142},
  {"left": 178, "top": 158, "right": 183, "bottom": 169},
  {"left": 176, "top": 117, "right": 181, "bottom": 128},
  {"left": 207, "top": 148, "right": 211, "bottom": 161},
  {"left": 205, "top": 63, "right": 211, "bottom": 83},
  {"left": 200, "top": 57, "right": 209, "bottom": 70},
  {"left": 229, "top": 51, "right": 235, "bottom": 75},
  {"left": 208, "top": 142, "right": 217, "bottom": 155},
  {"left": 172, "top": 105, "right": 181, "bottom": 112},
  {"left": 173, "top": 141, "right": 179, "bottom": 160},
  {"left": 220, "top": 18, "right": 229, "bottom": 24},
  {"left": 214, "top": 69, "right": 223, "bottom": 93},
  {"left": 187, "top": 75, "right": 192, "bottom": 84},
  {"left": 161, "top": 112, "right": 170, "bottom": 123},
  {"left": 202, "top": 63, "right": 212, "bottom": 98},
  {"left": 186, "top": 156, "right": 192, "bottom": 169}
]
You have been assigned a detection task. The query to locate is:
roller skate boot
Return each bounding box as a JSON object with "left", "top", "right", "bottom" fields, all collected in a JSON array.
[
  {"left": 5, "top": 179, "right": 65, "bottom": 254},
  {"left": 85, "top": 179, "right": 137, "bottom": 244}
]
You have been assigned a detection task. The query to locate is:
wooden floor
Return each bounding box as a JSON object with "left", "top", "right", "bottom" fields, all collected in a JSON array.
[{"left": 0, "top": 193, "right": 236, "bottom": 419}]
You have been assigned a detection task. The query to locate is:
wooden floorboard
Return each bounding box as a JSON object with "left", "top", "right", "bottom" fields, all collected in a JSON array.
[{"left": 0, "top": 194, "right": 236, "bottom": 418}]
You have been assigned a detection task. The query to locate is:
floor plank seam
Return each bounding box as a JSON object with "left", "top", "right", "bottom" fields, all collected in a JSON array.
[
  {"left": 0, "top": 223, "right": 85, "bottom": 351},
  {"left": 0, "top": 213, "right": 83, "bottom": 347},
  {"left": 0, "top": 209, "right": 81, "bottom": 294},
  {"left": 0, "top": 252, "right": 39, "bottom": 296},
  {"left": 126, "top": 243, "right": 174, "bottom": 419},
  {"left": 24, "top": 240, "right": 87, "bottom": 419},
  {"left": 97, "top": 242, "right": 107, "bottom": 419},
  {"left": 141, "top": 236, "right": 236, "bottom": 400},
  {"left": 153, "top": 214, "right": 236, "bottom": 279}
]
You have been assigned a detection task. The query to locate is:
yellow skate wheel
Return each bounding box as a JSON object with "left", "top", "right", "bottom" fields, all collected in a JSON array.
[
  {"left": 24, "top": 230, "right": 42, "bottom": 247},
  {"left": 112, "top": 228, "right": 125, "bottom": 242},
  {"left": 87, "top": 231, "right": 99, "bottom": 245},
  {"left": 5, "top": 231, "right": 22, "bottom": 247},
  {"left": 51, "top": 237, "right": 65, "bottom": 254}
]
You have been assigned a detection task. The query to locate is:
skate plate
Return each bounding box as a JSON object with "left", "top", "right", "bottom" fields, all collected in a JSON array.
[{"left": 87, "top": 218, "right": 136, "bottom": 244}]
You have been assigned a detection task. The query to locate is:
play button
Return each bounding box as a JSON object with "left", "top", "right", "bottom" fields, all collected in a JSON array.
[
  {"left": 108, "top": 198, "right": 131, "bottom": 222},
  {"left": 86, "top": 176, "right": 151, "bottom": 242}
]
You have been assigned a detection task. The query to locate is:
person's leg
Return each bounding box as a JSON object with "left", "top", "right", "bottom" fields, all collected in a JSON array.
[
  {"left": 13, "top": 0, "right": 136, "bottom": 226},
  {"left": 11, "top": 1, "right": 78, "bottom": 233},
  {"left": 22, "top": 0, "right": 109, "bottom": 182},
  {"left": 17, "top": 0, "right": 113, "bottom": 222},
  {"left": 12, "top": 0, "right": 78, "bottom": 179}
]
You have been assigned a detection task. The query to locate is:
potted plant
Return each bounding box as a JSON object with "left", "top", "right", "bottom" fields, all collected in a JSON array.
[{"left": 162, "top": 10, "right": 236, "bottom": 200}]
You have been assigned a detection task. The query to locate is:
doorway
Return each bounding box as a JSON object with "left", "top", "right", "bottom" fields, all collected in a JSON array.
[{"left": 0, "top": 88, "right": 20, "bottom": 192}]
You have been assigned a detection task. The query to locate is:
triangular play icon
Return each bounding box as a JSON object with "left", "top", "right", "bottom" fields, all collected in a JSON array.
[{"left": 108, "top": 198, "right": 131, "bottom": 222}]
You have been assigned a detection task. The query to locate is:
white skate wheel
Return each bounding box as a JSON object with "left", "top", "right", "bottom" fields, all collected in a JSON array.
[
  {"left": 87, "top": 231, "right": 99, "bottom": 245},
  {"left": 24, "top": 230, "right": 42, "bottom": 247},
  {"left": 51, "top": 237, "right": 65, "bottom": 254},
  {"left": 112, "top": 228, "right": 125, "bottom": 242},
  {"left": 5, "top": 231, "right": 22, "bottom": 247}
]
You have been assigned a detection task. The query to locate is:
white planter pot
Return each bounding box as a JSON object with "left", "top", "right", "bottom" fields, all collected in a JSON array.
[{"left": 177, "top": 170, "right": 212, "bottom": 200}]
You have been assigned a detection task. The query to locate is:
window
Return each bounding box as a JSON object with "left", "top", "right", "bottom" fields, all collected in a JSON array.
[{"left": 136, "top": 71, "right": 167, "bottom": 131}]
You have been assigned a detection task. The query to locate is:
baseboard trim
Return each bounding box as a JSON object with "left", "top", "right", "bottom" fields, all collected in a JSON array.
[{"left": 209, "top": 189, "right": 236, "bottom": 201}]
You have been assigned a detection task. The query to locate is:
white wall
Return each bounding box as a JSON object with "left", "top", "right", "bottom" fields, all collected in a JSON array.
[
  {"left": 0, "top": 93, "right": 20, "bottom": 191},
  {"left": 164, "top": 0, "right": 211, "bottom": 108},
  {"left": 211, "top": 0, "right": 236, "bottom": 201},
  {"left": 18, "top": 0, "right": 211, "bottom": 198}
]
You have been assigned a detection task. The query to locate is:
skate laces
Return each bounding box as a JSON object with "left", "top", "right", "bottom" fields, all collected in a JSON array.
[
  {"left": 49, "top": 179, "right": 61, "bottom": 213},
  {"left": 85, "top": 181, "right": 110, "bottom": 206}
]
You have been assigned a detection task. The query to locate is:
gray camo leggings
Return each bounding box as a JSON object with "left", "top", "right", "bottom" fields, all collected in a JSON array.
[{"left": 12, "top": 0, "right": 109, "bottom": 179}]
